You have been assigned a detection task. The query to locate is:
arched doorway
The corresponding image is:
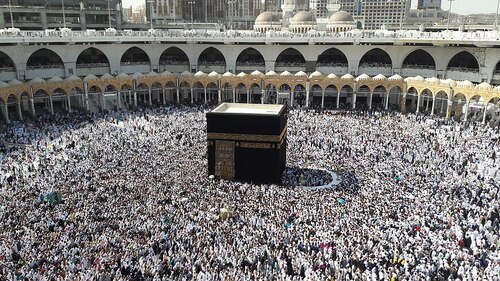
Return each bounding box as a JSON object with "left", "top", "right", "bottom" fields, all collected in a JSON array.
[
  {"left": 358, "top": 48, "right": 392, "bottom": 76},
  {"left": 26, "top": 49, "right": 65, "bottom": 79},
  {"left": 136, "top": 83, "right": 150, "bottom": 106},
  {"left": 372, "top": 86, "right": 386, "bottom": 110},
  {"left": 293, "top": 84, "right": 306, "bottom": 107},
  {"left": 405, "top": 87, "right": 418, "bottom": 113},
  {"left": 52, "top": 88, "right": 68, "bottom": 113},
  {"left": 419, "top": 89, "right": 433, "bottom": 114},
  {"left": 179, "top": 81, "right": 191, "bottom": 104},
  {"left": 446, "top": 51, "right": 480, "bottom": 82},
  {"left": 76, "top": 47, "right": 110, "bottom": 77},
  {"left": 401, "top": 50, "right": 436, "bottom": 78},
  {"left": 198, "top": 47, "right": 226, "bottom": 73},
  {"left": 160, "top": 47, "right": 190, "bottom": 73},
  {"left": 356, "top": 85, "right": 370, "bottom": 109},
  {"left": 0, "top": 51, "right": 16, "bottom": 81},
  {"left": 388, "top": 86, "right": 403, "bottom": 110},
  {"left": 310, "top": 84, "right": 323, "bottom": 108},
  {"left": 451, "top": 93, "right": 467, "bottom": 121},
  {"left": 265, "top": 83, "right": 277, "bottom": 104},
  {"left": 207, "top": 82, "right": 219, "bottom": 105},
  {"left": 236, "top": 48, "right": 265, "bottom": 73},
  {"left": 275, "top": 48, "right": 305, "bottom": 73},
  {"left": 324, "top": 85, "right": 338, "bottom": 109},
  {"left": 316, "top": 48, "right": 348, "bottom": 75},
  {"left": 433, "top": 91, "right": 449, "bottom": 117},
  {"left": 191, "top": 82, "right": 205, "bottom": 104},
  {"left": 250, "top": 83, "right": 262, "bottom": 104},
  {"left": 164, "top": 81, "right": 177, "bottom": 104},
  {"left": 6, "top": 95, "right": 20, "bottom": 121},
  {"left": 120, "top": 47, "right": 151, "bottom": 74},
  {"left": 151, "top": 82, "right": 163, "bottom": 105},
  {"left": 235, "top": 83, "right": 247, "bottom": 103},
  {"left": 33, "top": 89, "right": 50, "bottom": 116},
  {"left": 222, "top": 83, "right": 234, "bottom": 102},
  {"left": 278, "top": 84, "right": 291, "bottom": 105},
  {"left": 340, "top": 85, "right": 353, "bottom": 109}
]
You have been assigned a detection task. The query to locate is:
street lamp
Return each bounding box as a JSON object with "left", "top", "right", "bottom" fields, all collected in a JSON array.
[
  {"left": 61, "top": 0, "right": 66, "bottom": 28},
  {"left": 188, "top": 0, "right": 195, "bottom": 30},
  {"left": 147, "top": 0, "right": 154, "bottom": 30},
  {"left": 107, "top": 0, "right": 112, "bottom": 29},
  {"left": 495, "top": 0, "right": 500, "bottom": 30},
  {"left": 8, "top": 0, "right": 14, "bottom": 28},
  {"left": 447, "top": 0, "right": 455, "bottom": 31}
]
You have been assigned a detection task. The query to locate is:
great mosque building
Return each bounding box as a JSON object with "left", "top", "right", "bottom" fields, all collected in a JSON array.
[{"left": 0, "top": 0, "right": 499, "bottom": 125}]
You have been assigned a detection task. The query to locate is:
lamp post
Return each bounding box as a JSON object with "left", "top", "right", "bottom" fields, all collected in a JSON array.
[
  {"left": 8, "top": 0, "right": 14, "bottom": 28},
  {"left": 147, "top": 0, "right": 154, "bottom": 30},
  {"left": 188, "top": 0, "right": 195, "bottom": 30},
  {"left": 495, "top": 0, "right": 500, "bottom": 30},
  {"left": 107, "top": 0, "right": 112, "bottom": 29},
  {"left": 447, "top": 0, "right": 455, "bottom": 31},
  {"left": 61, "top": 0, "right": 66, "bottom": 28}
]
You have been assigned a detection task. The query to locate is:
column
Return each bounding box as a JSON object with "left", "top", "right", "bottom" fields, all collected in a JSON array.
[
  {"left": 101, "top": 91, "right": 106, "bottom": 111},
  {"left": 162, "top": 87, "right": 167, "bottom": 105},
  {"left": 261, "top": 88, "right": 265, "bottom": 104},
  {"left": 368, "top": 93, "right": 373, "bottom": 109},
  {"left": 2, "top": 103, "right": 9, "bottom": 123},
  {"left": 49, "top": 95, "right": 54, "bottom": 114},
  {"left": 416, "top": 94, "right": 421, "bottom": 113},
  {"left": 305, "top": 86, "right": 310, "bottom": 108},
  {"left": 218, "top": 83, "right": 222, "bottom": 104},
  {"left": 455, "top": 100, "right": 463, "bottom": 121},
  {"left": 446, "top": 98, "right": 453, "bottom": 120},
  {"left": 232, "top": 87, "right": 236, "bottom": 103},
  {"left": 482, "top": 104, "right": 488, "bottom": 124},
  {"left": 17, "top": 101, "right": 23, "bottom": 120},
  {"left": 290, "top": 91, "right": 294, "bottom": 107},
  {"left": 246, "top": 88, "right": 250, "bottom": 104},
  {"left": 31, "top": 97, "right": 36, "bottom": 117},
  {"left": 176, "top": 82, "right": 180, "bottom": 104},
  {"left": 190, "top": 88, "right": 194, "bottom": 104},
  {"left": 440, "top": 99, "right": 445, "bottom": 115},
  {"left": 321, "top": 90, "right": 325, "bottom": 108},
  {"left": 352, "top": 92, "right": 357, "bottom": 109},
  {"left": 84, "top": 84, "right": 90, "bottom": 111},
  {"left": 133, "top": 91, "right": 138, "bottom": 107},
  {"left": 67, "top": 95, "right": 72, "bottom": 113},
  {"left": 400, "top": 92, "right": 406, "bottom": 113},
  {"left": 336, "top": 91, "right": 340, "bottom": 109},
  {"left": 411, "top": 94, "right": 417, "bottom": 111},
  {"left": 425, "top": 95, "right": 430, "bottom": 112},
  {"left": 430, "top": 97, "right": 436, "bottom": 116},
  {"left": 116, "top": 91, "right": 121, "bottom": 110},
  {"left": 148, "top": 89, "right": 153, "bottom": 106},
  {"left": 464, "top": 102, "right": 469, "bottom": 122}
]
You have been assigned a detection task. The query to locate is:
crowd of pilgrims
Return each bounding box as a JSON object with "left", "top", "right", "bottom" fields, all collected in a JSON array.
[{"left": 0, "top": 105, "right": 498, "bottom": 280}]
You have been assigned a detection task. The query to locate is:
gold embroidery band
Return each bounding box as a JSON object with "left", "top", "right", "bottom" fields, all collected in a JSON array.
[{"left": 207, "top": 127, "right": 287, "bottom": 143}]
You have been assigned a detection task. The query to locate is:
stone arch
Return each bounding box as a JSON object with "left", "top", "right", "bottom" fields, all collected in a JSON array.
[
  {"left": 402, "top": 49, "right": 436, "bottom": 69},
  {"left": 316, "top": 48, "right": 348, "bottom": 74},
  {"left": 433, "top": 90, "right": 449, "bottom": 117},
  {"left": 164, "top": 81, "right": 177, "bottom": 104},
  {"left": 223, "top": 82, "right": 235, "bottom": 102},
  {"left": 275, "top": 48, "right": 305, "bottom": 72},
  {"left": 5, "top": 94, "right": 19, "bottom": 121},
  {"left": 26, "top": 48, "right": 65, "bottom": 79},
  {"left": 192, "top": 82, "right": 205, "bottom": 104},
  {"left": 197, "top": 47, "right": 227, "bottom": 73},
  {"left": 310, "top": 84, "right": 323, "bottom": 108},
  {"left": 372, "top": 85, "right": 387, "bottom": 109},
  {"left": 265, "top": 83, "right": 277, "bottom": 104},
  {"left": 206, "top": 82, "right": 219, "bottom": 105},
  {"left": 76, "top": 47, "right": 111, "bottom": 77},
  {"left": 339, "top": 84, "right": 353, "bottom": 109},
  {"left": 120, "top": 47, "right": 151, "bottom": 74},
  {"left": 136, "top": 83, "right": 150, "bottom": 106},
  {"left": 324, "top": 84, "right": 338, "bottom": 109},
  {"left": 419, "top": 88, "right": 434, "bottom": 114},
  {"left": 358, "top": 48, "right": 392, "bottom": 76},
  {"left": 0, "top": 51, "right": 16, "bottom": 72},
  {"left": 236, "top": 48, "right": 265, "bottom": 73},
  {"left": 235, "top": 83, "right": 247, "bottom": 103},
  {"left": 159, "top": 47, "right": 190, "bottom": 73},
  {"left": 451, "top": 92, "right": 467, "bottom": 121},
  {"left": 33, "top": 89, "right": 50, "bottom": 116},
  {"left": 447, "top": 51, "right": 479, "bottom": 72}
]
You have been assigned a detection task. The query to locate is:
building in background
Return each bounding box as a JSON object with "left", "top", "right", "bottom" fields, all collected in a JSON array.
[
  {"left": 146, "top": 0, "right": 182, "bottom": 24},
  {"left": 406, "top": 0, "right": 446, "bottom": 26},
  {"left": 0, "top": 0, "right": 123, "bottom": 30},
  {"left": 339, "top": 0, "right": 410, "bottom": 30}
]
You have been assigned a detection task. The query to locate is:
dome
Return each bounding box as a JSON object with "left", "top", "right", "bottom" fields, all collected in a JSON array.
[
  {"left": 194, "top": 71, "right": 207, "bottom": 77},
  {"left": 309, "top": 71, "right": 323, "bottom": 78},
  {"left": 329, "top": 11, "right": 354, "bottom": 23},
  {"left": 250, "top": 70, "right": 264, "bottom": 76},
  {"left": 356, "top": 74, "right": 371, "bottom": 81},
  {"left": 8, "top": 79, "right": 23, "bottom": 86},
  {"left": 327, "top": 73, "right": 338, "bottom": 79},
  {"left": 159, "top": 71, "right": 173, "bottom": 77},
  {"left": 295, "top": 71, "right": 307, "bottom": 77},
  {"left": 291, "top": 11, "right": 316, "bottom": 24},
  {"left": 117, "top": 73, "right": 130, "bottom": 79},
  {"left": 0, "top": 81, "right": 9, "bottom": 88},
  {"left": 266, "top": 70, "right": 278, "bottom": 76},
  {"left": 222, "top": 72, "right": 235, "bottom": 77},
  {"left": 47, "top": 76, "right": 64, "bottom": 83},
  {"left": 146, "top": 71, "right": 158, "bottom": 77},
  {"left": 255, "top": 12, "right": 280, "bottom": 23},
  {"left": 100, "top": 73, "right": 114, "bottom": 80},
  {"left": 389, "top": 74, "right": 403, "bottom": 81},
  {"left": 208, "top": 71, "right": 220, "bottom": 77},
  {"left": 30, "top": 77, "right": 46, "bottom": 84}
]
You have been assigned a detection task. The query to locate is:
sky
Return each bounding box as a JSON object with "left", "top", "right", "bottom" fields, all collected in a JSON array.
[{"left": 121, "top": 0, "right": 499, "bottom": 15}]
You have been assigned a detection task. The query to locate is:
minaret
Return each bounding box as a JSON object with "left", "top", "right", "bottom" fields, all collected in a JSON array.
[
  {"left": 327, "top": 0, "right": 341, "bottom": 16},
  {"left": 282, "top": 0, "right": 296, "bottom": 27}
]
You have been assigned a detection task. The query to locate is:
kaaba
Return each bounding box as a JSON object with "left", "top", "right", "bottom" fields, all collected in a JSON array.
[{"left": 207, "top": 103, "right": 287, "bottom": 184}]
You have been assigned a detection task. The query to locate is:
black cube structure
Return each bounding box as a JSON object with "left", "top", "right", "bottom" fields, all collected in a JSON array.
[{"left": 207, "top": 103, "right": 287, "bottom": 184}]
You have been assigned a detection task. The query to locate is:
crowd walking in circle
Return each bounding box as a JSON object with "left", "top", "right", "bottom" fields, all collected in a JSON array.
[{"left": 0, "top": 105, "right": 498, "bottom": 280}]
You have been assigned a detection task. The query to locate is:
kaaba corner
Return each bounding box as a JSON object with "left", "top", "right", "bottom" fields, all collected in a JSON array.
[{"left": 207, "top": 103, "right": 287, "bottom": 184}]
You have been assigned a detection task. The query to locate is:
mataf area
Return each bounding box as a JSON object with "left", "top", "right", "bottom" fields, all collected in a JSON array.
[{"left": 0, "top": 107, "right": 498, "bottom": 279}]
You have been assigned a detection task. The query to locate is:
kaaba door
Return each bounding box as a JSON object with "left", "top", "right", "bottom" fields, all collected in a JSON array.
[{"left": 215, "top": 140, "right": 235, "bottom": 180}]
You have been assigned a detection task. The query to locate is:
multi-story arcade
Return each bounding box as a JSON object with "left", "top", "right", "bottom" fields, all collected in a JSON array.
[{"left": 0, "top": 28, "right": 499, "bottom": 126}]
